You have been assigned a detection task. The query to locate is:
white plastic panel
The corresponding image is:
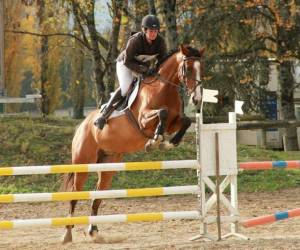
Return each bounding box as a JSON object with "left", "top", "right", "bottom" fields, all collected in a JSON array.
[{"left": 199, "top": 123, "right": 237, "bottom": 176}]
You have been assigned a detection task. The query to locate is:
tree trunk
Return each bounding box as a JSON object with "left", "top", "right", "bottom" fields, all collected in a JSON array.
[
  {"left": 0, "top": 0, "right": 5, "bottom": 96},
  {"left": 277, "top": 3, "right": 299, "bottom": 151},
  {"left": 85, "top": 1, "right": 106, "bottom": 106},
  {"left": 155, "top": 0, "right": 178, "bottom": 50},
  {"left": 155, "top": 0, "right": 182, "bottom": 111},
  {"left": 106, "top": 0, "right": 122, "bottom": 96},
  {"left": 71, "top": 55, "right": 85, "bottom": 119},
  {"left": 40, "top": 36, "right": 49, "bottom": 116},
  {"left": 37, "top": 0, "right": 49, "bottom": 117},
  {"left": 278, "top": 61, "right": 299, "bottom": 151},
  {"left": 147, "top": 0, "right": 156, "bottom": 15},
  {"left": 132, "top": 0, "right": 147, "bottom": 31},
  {"left": 71, "top": 18, "right": 85, "bottom": 119}
]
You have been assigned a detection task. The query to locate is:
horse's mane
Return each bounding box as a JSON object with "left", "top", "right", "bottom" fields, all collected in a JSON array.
[{"left": 157, "top": 46, "right": 202, "bottom": 68}]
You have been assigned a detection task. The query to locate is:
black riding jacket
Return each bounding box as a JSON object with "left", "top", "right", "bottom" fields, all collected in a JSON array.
[{"left": 117, "top": 31, "right": 166, "bottom": 74}]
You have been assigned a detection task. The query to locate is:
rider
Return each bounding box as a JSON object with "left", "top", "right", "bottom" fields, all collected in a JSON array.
[{"left": 94, "top": 14, "right": 167, "bottom": 129}]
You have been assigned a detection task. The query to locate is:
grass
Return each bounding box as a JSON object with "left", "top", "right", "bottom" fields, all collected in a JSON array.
[{"left": 1, "top": 115, "right": 300, "bottom": 194}]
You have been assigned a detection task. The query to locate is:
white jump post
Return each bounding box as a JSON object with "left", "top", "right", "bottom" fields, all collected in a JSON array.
[{"left": 191, "top": 111, "right": 248, "bottom": 241}]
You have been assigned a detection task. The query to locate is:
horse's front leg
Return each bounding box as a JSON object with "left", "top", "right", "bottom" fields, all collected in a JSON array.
[
  {"left": 88, "top": 152, "right": 122, "bottom": 242},
  {"left": 160, "top": 116, "right": 191, "bottom": 150},
  {"left": 142, "top": 108, "right": 168, "bottom": 152}
]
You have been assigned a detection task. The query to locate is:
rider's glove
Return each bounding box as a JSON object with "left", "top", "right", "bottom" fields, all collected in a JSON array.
[{"left": 145, "top": 68, "right": 156, "bottom": 76}]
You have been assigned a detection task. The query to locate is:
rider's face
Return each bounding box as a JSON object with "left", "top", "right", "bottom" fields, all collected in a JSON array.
[{"left": 145, "top": 28, "right": 158, "bottom": 42}]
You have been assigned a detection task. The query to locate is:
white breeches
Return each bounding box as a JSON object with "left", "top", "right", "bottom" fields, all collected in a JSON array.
[{"left": 116, "top": 61, "right": 134, "bottom": 96}]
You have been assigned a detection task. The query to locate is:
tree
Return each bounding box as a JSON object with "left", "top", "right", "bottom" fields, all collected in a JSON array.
[
  {"left": 0, "top": 0, "right": 4, "bottom": 96},
  {"left": 105, "top": 0, "right": 123, "bottom": 97},
  {"left": 4, "top": 1, "right": 41, "bottom": 112},
  {"left": 5, "top": 0, "right": 69, "bottom": 115},
  {"left": 37, "top": 0, "right": 50, "bottom": 116},
  {"left": 68, "top": 0, "right": 125, "bottom": 105},
  {"left": 70, "top": 43, "right": 85, "bottom": 119},
  {"left": 155, "top": 0, "right": 178, "bottom": 50},
  {"left": 190, "top": 0, "right": 300, "bottom": 151},
  {"left": 236, "top": 1, "right": 300, "bottom": 150},
  {"left": 6, "top": 0, "right": 124, "bottom": 109},
  {"left": 36, "top": 0, "right": 68, "bottom": 116}
]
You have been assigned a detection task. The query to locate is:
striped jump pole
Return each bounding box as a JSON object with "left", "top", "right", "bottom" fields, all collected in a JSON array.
[
  {"left": 242, "top": 208, "right": 300, "bottom": 228},
  {"left": 0, "top": 211, "right": 200, "bottom": 230},
  {"left": 239, "top": 160, "right": 300, "bottom": 170},
  {"left": 0, "top": 160, "right": 198, "bottom": 176},
  {"left": 0, "top": 185, "right": 199, "bottom": 203}
]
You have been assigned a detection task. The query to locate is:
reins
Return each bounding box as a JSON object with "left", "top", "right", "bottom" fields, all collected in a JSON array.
[{"left": 142, "top": 55, "right": 203, "bottom": 96}]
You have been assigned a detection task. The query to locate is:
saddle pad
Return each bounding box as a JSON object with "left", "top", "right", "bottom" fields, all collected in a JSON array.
[{"left": 100, "top": 80, "right": 140, "bottom": 120}]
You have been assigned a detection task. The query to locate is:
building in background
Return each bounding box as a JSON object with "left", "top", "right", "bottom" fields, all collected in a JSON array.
[{"left": 238, "top": 62, "right": 300, "bottom": 149}]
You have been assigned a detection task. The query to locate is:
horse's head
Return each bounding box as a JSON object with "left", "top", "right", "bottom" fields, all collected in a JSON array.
[{"left": 177, "top": 45, "right": 205, "bottom": 106}]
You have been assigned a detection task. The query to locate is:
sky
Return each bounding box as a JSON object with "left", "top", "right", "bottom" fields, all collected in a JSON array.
[{"left": 95, "top": 0, "right": 112, "bottom": 32}]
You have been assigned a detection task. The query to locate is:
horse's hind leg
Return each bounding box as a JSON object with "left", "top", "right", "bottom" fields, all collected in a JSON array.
[
  {"left": 62, "top": 172, "right": 89, "bottom": 244},
  {"left": 88, "top": 151, "right": 123, "bottom": 241},
  {"left": 62, "top": 143, "right": 97, "bottom": 244}
]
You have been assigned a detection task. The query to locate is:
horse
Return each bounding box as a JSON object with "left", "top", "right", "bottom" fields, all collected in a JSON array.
[{"left": 62, "top": 44, "right": 205, "bottom": 243}]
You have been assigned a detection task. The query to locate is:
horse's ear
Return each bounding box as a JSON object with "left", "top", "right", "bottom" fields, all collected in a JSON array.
[
  {"left": 199, "top": 47, "right": 205, "bottom": 57},
  {"left": 179, "top": 44, "right": 189, "bottom": 56}
]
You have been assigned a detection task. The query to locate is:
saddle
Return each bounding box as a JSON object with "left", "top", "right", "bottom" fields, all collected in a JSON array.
[
  {"left": 103, "top": 77, "right": 141, "bottom": 120},
  {"left": 104, "top": 54, "right": 158, "bottom": 120}
]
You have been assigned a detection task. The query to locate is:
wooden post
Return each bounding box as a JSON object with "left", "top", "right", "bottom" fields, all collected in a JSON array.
[{"left": 215, "top": 132, "right": 222, "bottom": 241}]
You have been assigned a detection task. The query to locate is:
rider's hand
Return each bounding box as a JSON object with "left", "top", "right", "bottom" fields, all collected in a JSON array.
[
  {"left": 145, "top": 68, "right": 156, "bottom": 76},
  {"left": 139, "top": 65, "right": 148, "bottom": 74}
]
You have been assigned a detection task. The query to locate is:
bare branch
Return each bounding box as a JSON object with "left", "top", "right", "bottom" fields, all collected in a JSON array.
[
  {"left": 71, "top": 0, "right": 90, "bottom": 48},
  {"left": 95, "top": 31, "right": 109, "bottom": 50},
  {"left": 5, "top": 29, "right": 93, "bottom": 51}
]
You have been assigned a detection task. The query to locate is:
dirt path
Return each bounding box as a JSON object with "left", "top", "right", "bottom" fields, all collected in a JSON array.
[{"left": 1, "top": 189, "right": 300, "bottom": 250}]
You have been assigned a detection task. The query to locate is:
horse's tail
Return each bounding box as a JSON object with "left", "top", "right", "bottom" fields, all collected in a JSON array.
[
  {"left": 60, "top": 123, "right": 80, "bottom": 192},
  {"left": 61, "top": 173, "right": 74, "bottom": 192}
]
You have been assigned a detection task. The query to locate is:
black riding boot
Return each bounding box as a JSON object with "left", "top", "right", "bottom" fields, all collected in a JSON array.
[{"left": 94, "top": 88, "right": 123, "bottom": 129}]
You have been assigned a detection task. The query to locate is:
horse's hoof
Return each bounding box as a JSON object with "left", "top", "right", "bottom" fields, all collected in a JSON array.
[
  {"left": 91, "top": 234, "right": 106, "bottom": 243},
  {"left": 154, "top": 134, "right": 164, "bottom": 142},
  {"left": 88, "top": 225, "right": 98, "bottom": 236},
  {"left": 159, "top": 141, "right": 175, "bottom": 150},
  {"left": 145, "top": 136, "right": 165, "bottom": 152},
  {"left": 61, "top": 232, "right": 72, "bottom": 244},
  {"left": 145, "top": 140, "right": 154, "bottom": 152},
  {"left": 145, "top": 139, "right": 157, "bottom": 152}
]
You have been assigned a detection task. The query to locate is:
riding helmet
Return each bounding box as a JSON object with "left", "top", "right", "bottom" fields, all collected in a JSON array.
[{"left": 141, "top": 15, "right": 160, "bottom": 30}]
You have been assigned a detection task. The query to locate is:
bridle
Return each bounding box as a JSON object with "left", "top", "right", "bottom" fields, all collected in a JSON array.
[
  {"left": 180, "top": 56, "right": 202, "bottom": 96},
  {"left": 144, "top": 55, "right": 203, "bottom": 97}
]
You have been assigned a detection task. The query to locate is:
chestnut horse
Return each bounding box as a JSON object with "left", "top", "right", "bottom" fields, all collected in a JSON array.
[{"left": 62, "top": 45, "right": 204, "bottom": 243}]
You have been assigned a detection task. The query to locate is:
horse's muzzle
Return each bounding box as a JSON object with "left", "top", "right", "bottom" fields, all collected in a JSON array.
[
  {"left": 192, "top": 95, "right": 199, "bottom": 105},
  {"left": 191, "top": 85, "right": 202, "bottom": 106}
]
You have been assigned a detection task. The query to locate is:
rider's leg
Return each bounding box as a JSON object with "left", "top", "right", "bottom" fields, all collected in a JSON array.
[
  {"left": 94, "top": 88, "right": 123, "bottom": 129},
  {"left": 94, "top": 61, "right": 133, "bottom": 129},
  {"left": 116, "top": 61, "right": 134, "bottom": 96}
]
